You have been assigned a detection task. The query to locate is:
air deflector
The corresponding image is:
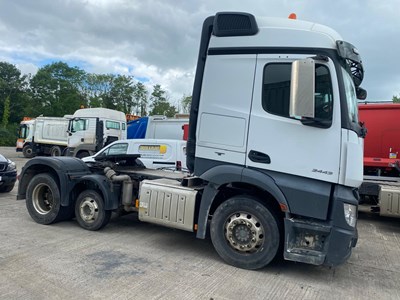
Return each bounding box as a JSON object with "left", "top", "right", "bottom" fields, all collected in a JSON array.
[{"left": 213, "top": 12, "right": 259, "bottom": 37}]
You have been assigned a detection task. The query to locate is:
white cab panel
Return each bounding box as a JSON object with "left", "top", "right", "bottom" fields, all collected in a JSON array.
[
  {"left": 196, "top": 54, "right": 256, "bottom": 165},
  {"left": 198, "top": 113, "right": 246, "bottom": 147},
  {"left": 339, "top": 130, "right": 364, "bottom": 187}
]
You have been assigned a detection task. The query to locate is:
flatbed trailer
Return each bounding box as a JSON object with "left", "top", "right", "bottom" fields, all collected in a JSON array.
[{"left": 359, "top": 176, "right": 400, "bottom": 217}]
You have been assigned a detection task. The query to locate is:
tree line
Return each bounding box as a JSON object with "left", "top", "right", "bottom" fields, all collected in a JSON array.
[{"left": 0, "top": 61, "right": 192, "bottom": 145}]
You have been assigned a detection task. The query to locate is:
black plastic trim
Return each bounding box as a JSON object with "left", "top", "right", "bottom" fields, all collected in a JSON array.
[
  {"left": 77, "top": 174, "right": 120, "bottom": 210},
  {"left": 256, "top": 168, "right": 332, "bottom": 220},
  {"left": 187, "top": 16, "right": 215, "bottom": 173},
  {"left": 213, "top": 12, "right": 258, "bottom": 37}
]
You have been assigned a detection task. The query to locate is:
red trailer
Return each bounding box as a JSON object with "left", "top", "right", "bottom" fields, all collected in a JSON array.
[
  {"left": 358, "top": 102, "right": 400, "bottom": 218},
  {"left": 359, "top": 103, "right": 400, "bottom": 176}
]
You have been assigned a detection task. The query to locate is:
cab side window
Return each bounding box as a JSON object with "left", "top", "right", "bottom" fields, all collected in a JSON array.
[
  {"left": 71, "top": 119, "right": 87, "bottom": 132},
  {"left": 262, "top": 63, "right": 333, "bottom": 121},
  {"left": 106, "top": 143, "right": 128, "bottom": 156}
]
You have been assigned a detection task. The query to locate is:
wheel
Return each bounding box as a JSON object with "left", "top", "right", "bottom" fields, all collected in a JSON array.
[
  {"left": 210, "top": 195, "right": 281, "bottom": 270},
  {"left": 26, "top": 173, "right": 71, "bottom": 224},
  {"left": 0, "top": 184, "right": 15, "bottom": 193},
  {"left": 75, "top": 189, "right": 111, "bottom": 231},
  {"left": 62, "top": 147, "right": 70, "bottom": 156},
  {"left": 76, "top": 151, "right": 90, "bottom": 159},
  {"left": 22, "top": 145, "right": 35, "bottom": 158},
  {"left": 50, "top": 146, "right": 62, "bottom": 156}
]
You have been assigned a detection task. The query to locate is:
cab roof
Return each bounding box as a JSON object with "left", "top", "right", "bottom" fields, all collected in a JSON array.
[{"left": 209, "top": 16, "right": 342, "bottom": 50}]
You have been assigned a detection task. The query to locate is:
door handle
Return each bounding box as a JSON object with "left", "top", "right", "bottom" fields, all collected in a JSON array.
[
  {"left": 248, "top": 150, "right": 271, "bottom": 164},
  {"left": 81, "top": 138, "right": 84, "bottom": 142}
]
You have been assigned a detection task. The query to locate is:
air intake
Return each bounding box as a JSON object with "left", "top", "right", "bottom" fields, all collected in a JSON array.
[{"left": 213, "top": 12, "right": 258, "bottom": 37}]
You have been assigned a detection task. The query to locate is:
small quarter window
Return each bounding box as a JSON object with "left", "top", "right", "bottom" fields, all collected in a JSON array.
[{"left": 106, "top": 120, "right": 120, "bottom": 130}]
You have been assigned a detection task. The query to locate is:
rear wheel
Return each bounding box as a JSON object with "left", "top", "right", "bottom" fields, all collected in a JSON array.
[
  {"left": 50, "top": 146, "right": 62, "bottom": 156},
  {"left": 22, "top": 145, "right": 35, "bottom": 158},
  {"left": 76, "top": 151, "right": 90, "bottom": 159},
  {"left": 26, "top": 173, "right": 71, "bottom": 224},
  {"left": 210, "top": 195, "right": 281, "bottom": 270},
  {"left": 75, "top": 189, "right": 111, "bottom": 231}
]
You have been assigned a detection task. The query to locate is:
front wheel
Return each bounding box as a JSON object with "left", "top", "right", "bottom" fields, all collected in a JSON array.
[
  {"left": 210, "top": 195, "right": 281, "bottom": 270},
  {"left": 22, "top": 145, "right": 35, "bottom": 158},
  {"left": 75, "top": 190, "right": 111, "bottom": 231}
]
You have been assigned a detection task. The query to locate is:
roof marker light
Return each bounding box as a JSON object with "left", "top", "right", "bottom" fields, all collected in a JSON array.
[{"left": 288, "top": 13, "right": 297, "bottom": 19}]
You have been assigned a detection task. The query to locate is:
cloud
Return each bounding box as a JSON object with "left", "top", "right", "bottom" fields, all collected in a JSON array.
[{"left": 0, "top": 0, "right": 399, "bottom": 101}]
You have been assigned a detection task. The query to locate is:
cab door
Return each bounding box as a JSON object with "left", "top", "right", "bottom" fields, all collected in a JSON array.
[
  {"left": 68, "top": 118, "right": 96, "bottom": 148},
  {"left": 246, "top": 55, "right": 342, "bottom": 183}
]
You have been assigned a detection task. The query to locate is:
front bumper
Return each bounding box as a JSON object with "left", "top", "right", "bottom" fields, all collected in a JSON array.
[
  {"left": 0, "top": 171, "right": 17, "bottom": 186},
  {"left": 284, "top": 185, "right": 358, "bottom": 267}
]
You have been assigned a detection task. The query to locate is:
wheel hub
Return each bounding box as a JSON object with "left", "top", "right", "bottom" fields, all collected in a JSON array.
[
  {"left": 225, "top": 212, "right": 264, "bottom": 253},
  {"left": 80, "top": 198, "right": 99, "bottom": 223},
  {"left": 32, "top": 183, "right": 54, "bottom": 215}
]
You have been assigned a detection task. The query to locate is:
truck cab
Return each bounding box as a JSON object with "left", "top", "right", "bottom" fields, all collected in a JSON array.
[
  {"left": 16, "top": 118, "right": 35, "bottom": 157},
  {"left": 66, "top": 108, "right": 127, "bottom": 158},
  {"left": 186, "top": 13, "right": 366, "bottom": 265}
]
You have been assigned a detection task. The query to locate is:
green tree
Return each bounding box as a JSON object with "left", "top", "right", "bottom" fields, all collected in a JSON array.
[
  {"left": 82, "top": 74, "right": 136, "bottom": 113},
  {"left": 82, "top": 73, "right": 114, "bottom": 108},
  {"left": 149, "top": 84, "right": 177, "bottom": 117},
  {"left": 2, "top": 95, "right": 10, "bottom": 127},
  {"left": 111, "top": 75, "right": 135, "bottom": 113},
  {"left": 393, "top": 95, "right": 400, "bottom": 103},
  {"left": 0, "top": 62, "right": 30, "bottom": 123},
  {"left": 181, "top": 95, "right": 192, "bottom": 113},
  {"left": 132, "top": 82, "right": 148, "bottom": 116},
  {"left": 30, "top": 62, "right": 86, "bottom": 117}
]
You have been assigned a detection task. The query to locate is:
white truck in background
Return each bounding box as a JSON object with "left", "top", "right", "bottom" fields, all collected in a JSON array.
[
  {"left": 65, "top": 108, "right": 127, "bottom": 159},
  {"left": 127, "top": 115, "right": 189, "bottom": 140},
  {"left": 16, "top": 116, "right": 71, "bottom": 158}
]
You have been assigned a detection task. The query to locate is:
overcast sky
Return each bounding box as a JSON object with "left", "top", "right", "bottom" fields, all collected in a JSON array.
[{"left": 0, "top": 0, "right": 399, "bottom": 104}]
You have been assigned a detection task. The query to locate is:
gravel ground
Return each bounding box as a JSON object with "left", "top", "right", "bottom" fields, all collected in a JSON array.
[{"left": 0, "top": 146, "right": 399, "bottom": 300}]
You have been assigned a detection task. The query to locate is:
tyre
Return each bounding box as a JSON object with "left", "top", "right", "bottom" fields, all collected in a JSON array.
[
  {"left": 0, "top": 184, "right": 15, "bottom": 193},
  {"left": 76, "top": 151, "right": 90, "bottom": 159},
  {"left": 22, "top": 145, "right": 35, "bottom": 158},
  {"left": 26, "top": 173, "right": 70, "bottom": 224},
  {"left": 50, "top": 146, "right": 62, "bottom": 157},
  {"left": 210, "top": 195, "right": 281, "bottom": 270},
  {"left": 75, "top": 189, "right": 111, "bottom": 231}
]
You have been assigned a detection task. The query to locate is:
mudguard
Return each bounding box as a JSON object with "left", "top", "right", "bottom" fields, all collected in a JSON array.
[
  {"left": 196, "top": 164, "right": 289, "bottom": 239},
  {"left": 76, "top": 174, "right": 120, "bottom": 210},
  {"left": 17, "top": 157, "right": 91, "bottom": 206}
]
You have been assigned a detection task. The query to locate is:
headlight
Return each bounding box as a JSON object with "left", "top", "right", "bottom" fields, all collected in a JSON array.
[
  {"left": 343, "top": 203, "right": 357, "bottom": 227},
  {"left": 6, "top": 161, "right": 16, "bottom": 171}
]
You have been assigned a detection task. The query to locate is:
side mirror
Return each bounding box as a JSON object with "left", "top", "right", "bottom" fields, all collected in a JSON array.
[
  {"left": 290, "top": 58, "right": 315, "bottom": 118},
  {"left": 356, "top": 87, "right": 367, "bottom": 100}
]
